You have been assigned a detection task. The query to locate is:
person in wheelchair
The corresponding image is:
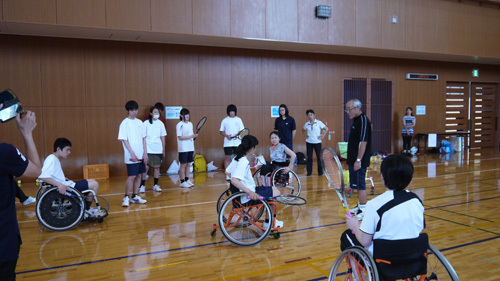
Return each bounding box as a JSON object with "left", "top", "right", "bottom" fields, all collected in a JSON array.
[
  {"left": 38, "top": 138, "right": 102, "bottom": 219},
  {"left": 226, "top": 135, "right": 284, "bottom": 228},
  {"left": 259, "top": 131, "right": 296, "bottom": 186},
  {"left": 341, "top": 153, "right": 425, "bottom": 279}
]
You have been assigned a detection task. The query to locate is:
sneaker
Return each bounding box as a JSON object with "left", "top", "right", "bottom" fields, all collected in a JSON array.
[
  {"left": 349, "top": 205, "right": 359, "bottom": 214},
  {"left": 139, "top": 185, "right": 146, "bottom": 193},
  {"left": 153, "top": 185, "right": 162, "bottom": 191},
  {"left": 356, "top": 209, "right": 364, "bottom": 221},
  {"left": 274, "top": 219, "right": 284, "bottom": 228},
  {"left": 122, "top": 196, "right": 130, "bottom": 207},
  {"left": 180, "top": 181, "right": 190, "bottom": 188},
  {"left": 22, "top": 196, "right": 36, "bottom": 206},
  {"left": 131, "top": 195, "right": 147, "bottom": 204},
  {"left": 226, "top": 175, "right": 231, "bottom": 181},
  {"left": 85, "top": 207, "right": 99, "bottom": 218},
  {"left": 186, "top": 180, "right": 194, "bottom": 187}
]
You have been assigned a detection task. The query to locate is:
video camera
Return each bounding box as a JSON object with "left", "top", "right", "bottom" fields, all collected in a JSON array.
[{"left": 0, "top": 89, "right": 23, "bottom": 123}]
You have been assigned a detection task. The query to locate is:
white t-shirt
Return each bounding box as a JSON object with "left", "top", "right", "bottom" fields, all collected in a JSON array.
[
  {"left": 220, "top": 116, "right": 245, "bottom": 147},
  {"left": 176, "top": 121, "right": 195, "bottom": 152},
  {"left": 360, "top": 189, "right": 425, "bottom": 254},
  {"left": 226, "top": 156, "right": 255, "bottom": 204},
  {"left": 39, "top": 154, "right": 75, "bottom": 187},
  {"left": 144, "top": 119, "right": 167, "bottom": 154},
  {"left": 303, "top": 119, "right": 326, "bottom": 144},
  {"left": 118, "top": 117, "right": 146, "bottom": 164}
]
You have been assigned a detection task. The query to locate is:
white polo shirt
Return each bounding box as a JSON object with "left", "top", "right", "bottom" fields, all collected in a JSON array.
[{"left": 303, "top": 119, "right": 326, "bottom": 144}]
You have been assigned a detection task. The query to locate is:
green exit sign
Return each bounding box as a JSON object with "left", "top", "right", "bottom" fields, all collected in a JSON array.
[{"left": 472, "top": 69, "right": 479, "bottom": 77}]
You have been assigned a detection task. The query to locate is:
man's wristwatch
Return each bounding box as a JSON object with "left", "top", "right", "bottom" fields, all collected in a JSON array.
[{"left": 356, "top": 158, "right": 361, "bottom": 162}]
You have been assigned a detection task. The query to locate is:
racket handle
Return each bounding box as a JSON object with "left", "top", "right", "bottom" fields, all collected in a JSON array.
[
  {"left": 129, "top": 158, "right": 142, "bottom": 162},
  {"left": 345, "top": 211, "right": 352, "bottom": 218},
  {"left": 248, "top": 196, "right": 265, "bottom": 200}
]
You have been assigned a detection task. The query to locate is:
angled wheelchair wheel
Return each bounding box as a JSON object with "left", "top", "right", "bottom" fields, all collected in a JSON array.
[
  {"left": 252, "top": 167, "right": 263, "bottom": 186},
  {"left": 329, "top": 246, "right": 379, "bottom": 281},
  {"left": 271, "top": 167, "right": 301, "bottom": 197},
  {"left": 36, "top": 183, "right": 50, "bottom": 201},
  {"left": 36, "top": 187, "right": 85, "bottom": 231},
  {"left": 425, "top": 244, "right": 460, "bottom": 281},
  {"left": 219, "top": 192, "right": 272, "bottom": 246},
  {"left": 217, "top": 188, "right": 231, "bottom": 223}
]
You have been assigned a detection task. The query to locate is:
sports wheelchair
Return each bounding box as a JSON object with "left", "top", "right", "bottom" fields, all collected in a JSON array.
[
  {"left": 35, "top": 181, "right": 109, "bottom": 231},
  {"left": 212, "top": 190, "right": 281, "bottom": 246},
  {"left": 328, "top": 233, "right": 460, "bottom": 281},
  {"left": 252, "top": 163, "right": 301, "bottom": 198}
]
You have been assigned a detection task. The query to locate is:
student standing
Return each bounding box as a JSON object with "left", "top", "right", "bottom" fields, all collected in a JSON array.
[
  {"left": 402, "top": 107, "right": 416, "bottom": 155},
  {"left": 219, "top": 104, "right": 244, "bottom": 180},
  {"left": 176, "top": 108, "right": 197, "bottom": 188},
  {"left": 302, "top": 109, "right": 328, "bottom": 176}
]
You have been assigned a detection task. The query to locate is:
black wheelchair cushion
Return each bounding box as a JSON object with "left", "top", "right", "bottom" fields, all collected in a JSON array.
[{"left": 373, "top": 233, "right": 428, "bottom": 280}]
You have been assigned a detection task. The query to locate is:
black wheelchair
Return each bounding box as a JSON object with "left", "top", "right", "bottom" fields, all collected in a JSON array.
[
  {"left": 328, "top": 233, "right": 460, "bottom": 281},
  {"left": 252, "top": 161, "right": 301, "bottom": 198},
  {"left": 35, "top": 181, "right": 109, "bottom": 231}
]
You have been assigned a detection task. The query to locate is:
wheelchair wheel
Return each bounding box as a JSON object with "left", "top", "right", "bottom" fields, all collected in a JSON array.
[
  {"left": 217, "top": 188, "right": 231, "bottom": 223},
  {"left": 219, "top": 192, "right": 273, "bottom": 246},
  {"left": 329, "top": 246, "right": 379, "bottom": 281},
  {"left": 426, "top": 244, "right": 460, "bottom": 281},
  {"left": 36, "top": 187, "right": 85, "bottom": 231},
  {"left": 252, "top": 167, "right": 263, "bottom": 186},
  {"left": 271, "top": 167, "right": 301, "bottom": 197}
]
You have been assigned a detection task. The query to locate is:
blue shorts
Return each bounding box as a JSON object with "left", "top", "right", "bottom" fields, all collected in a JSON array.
[
  {"left": 126, "top": 162, "right": 146, "bottom": 176},
  {"left": 224, "top": 146, "right": 237, "bottom": 156},
  {"left": 349, "top": 165, "right": 367, "bottom": 191},
  {"left": 248, "top": 185, "right": 273, "bottom": 205},
  {"left": 179, "top": 151, "right": 194, "bottom": 164},
  {"left": 74, "top": 180, "right": 89, "bottom": 192}
]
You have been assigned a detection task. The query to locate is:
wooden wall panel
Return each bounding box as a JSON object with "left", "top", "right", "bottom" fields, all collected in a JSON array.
[
  {"left": 124, "top": 43, "right": 164, "bottom": 107},
  {"left": 356, "top": 0, "right": 381, "bottom": 48},
  {"left": 3, "top": 0, "right": 57, "bottom": 24},
  {"left": 0, "top": 0, "right": 3, "bottom": 20},
  {"left": 87, "top": 107, "right": 128, "bottom": 175},
  {"left": 0, "top": 36, "right": 42, "bottom": 106},
  {"left": 198, "top": 48, "right": 231, "bottom": 106},
  {"left": 261, "top": 54, "right": 291, "bottom": 106},
  {"left": 483, "top": 8, "right": 500, "bottom": 58},
  {"left": 266, "top": 0, "right": 298, "bottom": 41},
  {"left": 380, "top": 0, "right": 406, "bottom": 50},
  {"left": 84, "top": 40, "right": 126, "bottom": 107},
  {"left": 42, "top": 107, "right": 88, "bottom": 177},
  {"left": 56, "top": 0, "right": 106, "bottom": 27},
  {"left": 151, "top": 0, "right": 193, "bottom": 34},
  {"left": 231, "top": 52, "right": 262, "bottom": 106},
  {"left": 192, "top": 0, "right": 230, "bottom": 37},
  {"left": 40, "top": 38, "right": 86, "bottom": 107},
  {"left": 442, "top": 1, "right": 469, "bottom": 55},
  {"left": 106, "top": 0, "right": 151, "bottom": 31},
  {"left": 316, "top": 58, "right": 338, "bottom": 106},
  {"left": 405, "top": 0, "right": 446, "bottom": 54},
  {"left": 230, "top": 0, "right": 265, "bottom": 39},
  {"left": 329, "top": 0, "right": 356, "bottom": 46},
  {"left": 290, "top": 58, "right": 317, "bottom": 106},
  {"left": 298, "top": 0, "right": 331, "bottom": 44},
  {"left": 163, "top": 45, "right": 199, "bottom": 106}
]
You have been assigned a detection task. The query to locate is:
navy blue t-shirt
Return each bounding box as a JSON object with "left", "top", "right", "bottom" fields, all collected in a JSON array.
[
  {"left": 274, "top": 116, "right": 296, "bottom": 147},
  {"left": 0, "top": 143, "right": 29, "bottom": 263}
]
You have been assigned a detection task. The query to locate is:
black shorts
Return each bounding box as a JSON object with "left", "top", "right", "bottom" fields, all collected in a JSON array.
[
  {"left": 126, "top": 162, "right": 146, "bottom": 176},
  {"left": 179, "top": 151, "right": 194, "bottom": 164},
  {"left": 224, "top": 146, "right": 237, "bottom": 156},
  {"left": 74, "top": 180, "right": 89, "bottom": 192}
]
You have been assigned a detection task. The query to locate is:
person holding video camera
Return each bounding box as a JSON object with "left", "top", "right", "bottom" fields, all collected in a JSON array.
[{"left": 0, "top": 98, "right": 42, "bottom": 280}]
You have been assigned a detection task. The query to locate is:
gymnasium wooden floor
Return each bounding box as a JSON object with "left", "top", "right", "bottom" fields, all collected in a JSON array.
[{"left": 14, "top": 149, "right": 500, "bottom": 280}]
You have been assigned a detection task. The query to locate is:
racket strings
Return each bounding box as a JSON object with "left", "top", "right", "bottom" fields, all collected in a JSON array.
[
  {"left": 322, "top": 150, "right": 343, "bottom": 191},
  {"left": 196, "top": 117, "right": 207, "bottom": 130}
]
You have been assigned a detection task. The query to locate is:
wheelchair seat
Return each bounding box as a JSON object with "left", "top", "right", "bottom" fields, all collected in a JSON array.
[{"left": 373, "top": 233, "right": 428, "bottom": 281}]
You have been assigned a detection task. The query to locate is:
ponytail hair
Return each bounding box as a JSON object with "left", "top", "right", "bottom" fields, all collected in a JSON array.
[
  {"left": 148, "top": 106, "right": 155, "bottom": 124},
  {"left": 235, "top": 135, "right": 259, "bottom": 161}
]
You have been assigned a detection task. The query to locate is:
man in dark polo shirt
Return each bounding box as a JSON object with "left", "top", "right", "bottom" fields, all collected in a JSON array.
[
  {"left": 345, "top": 99, "right": 371, "bottom": 220},
  {"left": 0, "top": 103, "right": 42, "bottom": 280}
]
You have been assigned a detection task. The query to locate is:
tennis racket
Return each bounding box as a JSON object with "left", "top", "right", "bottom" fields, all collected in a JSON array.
[
  {"left": 193, "top": 116, "right": 207, "bottom": 141},
  {"left": 249, "top": 194, "right": 307, "bottom": 206},
  {"left": 231, "top": 128, "right": 250, "bottom": 140},
  {"left": 320, "top": 147, "right": 352, "bottom": 217}
]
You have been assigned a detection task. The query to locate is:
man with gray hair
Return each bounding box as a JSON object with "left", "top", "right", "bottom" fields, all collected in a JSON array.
[{"left": 345, "top": 99, "right": 371, "bottom": 220}]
